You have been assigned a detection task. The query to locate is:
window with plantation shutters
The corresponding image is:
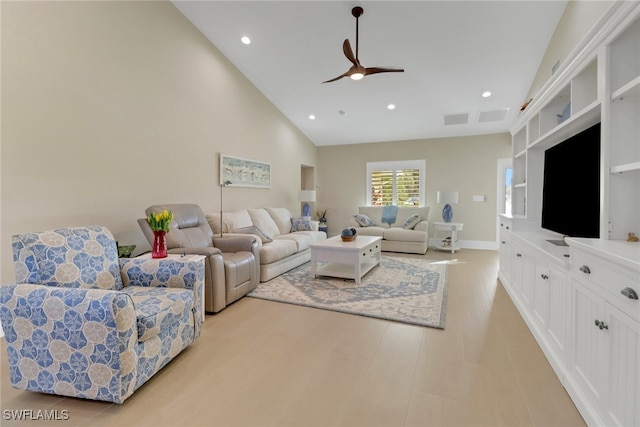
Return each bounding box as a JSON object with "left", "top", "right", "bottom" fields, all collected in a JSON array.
[{"left": 366, "top": 160, "right": 426, "bottom": 206}]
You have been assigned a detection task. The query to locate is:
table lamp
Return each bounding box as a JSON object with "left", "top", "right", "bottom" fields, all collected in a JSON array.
[
  {"left": 437, "top": 190, "right": 459, "bottom": 223},
  {"left": 298, "top": 190, "right": 316, "bottom": 218}
]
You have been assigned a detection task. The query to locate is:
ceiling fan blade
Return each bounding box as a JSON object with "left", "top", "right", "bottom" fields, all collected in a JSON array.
[
  {"left": 342, "top": 39, "right": 358, "bottom": 66},
  {"left": 322, "top": 73, "right": 348, "bottom": 84},
  {"left": 365, "top": 67, "right": 405, "bottom": 76},
  {"left": 323, "top": 7, "right": 404, "bottom": 84}
]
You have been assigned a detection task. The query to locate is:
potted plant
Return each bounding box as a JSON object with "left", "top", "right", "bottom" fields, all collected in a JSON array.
[{"left": 317, "top": 209, "right": 327, "bottom": 224}]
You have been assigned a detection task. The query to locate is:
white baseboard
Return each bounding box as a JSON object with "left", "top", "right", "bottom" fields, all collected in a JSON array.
[{"left": 429, "top": 238, "right": 499, "bottom": 251}]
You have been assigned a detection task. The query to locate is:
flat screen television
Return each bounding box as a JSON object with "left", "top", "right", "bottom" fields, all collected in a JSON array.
[{"left": 541, "top": 123, "right": 601, "bottom": 238}]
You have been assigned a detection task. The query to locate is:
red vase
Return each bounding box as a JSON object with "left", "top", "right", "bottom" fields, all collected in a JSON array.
[{"left": 152, "top": 230, "right": 167, "bottom": 258}]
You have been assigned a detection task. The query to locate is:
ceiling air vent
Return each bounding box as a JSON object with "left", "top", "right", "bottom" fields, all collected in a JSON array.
[
  {"left": 444, "top": 113, "right": 469, "bottom": 126},
  {"left": 478, "top": 108, "right": 510, "bottom": 123}
]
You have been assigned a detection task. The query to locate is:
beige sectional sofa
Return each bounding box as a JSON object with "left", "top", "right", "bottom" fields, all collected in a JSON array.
[
  {"left": 346, "top": 206, "right": 430, "bottom": 254},
  {"left": 207, "top": 208, "right": 327, "bottom": 282}
]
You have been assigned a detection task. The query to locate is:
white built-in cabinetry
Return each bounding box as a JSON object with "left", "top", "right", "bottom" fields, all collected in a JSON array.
[
  {"left": 498, "top": 3, "right": 640, "bottom": 427},
  {"left": 498, "top": 219, "right": 572, "bottom": 381},
  {"left": 511, "top": 4, "right": 640, "bottom": 239},
  {"left": 498, "top": 217, "right": 640, "bottom": 427},
  {"left": 567, "top": 239, "right": 640, "bottom": 427}
]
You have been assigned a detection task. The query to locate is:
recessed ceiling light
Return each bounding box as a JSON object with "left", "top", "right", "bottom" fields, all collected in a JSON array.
[
  {"left": 387, "top": 104, "right": 396, "bottom": 110},
  {"left": 241, "top": 36, "right": 251, "bottom": 45},
  {"left": 308, "top": 114, "right": 316, "bottom": 120},
  {"left": 482, "top": 91, "right": 492, "bottom": 98}
]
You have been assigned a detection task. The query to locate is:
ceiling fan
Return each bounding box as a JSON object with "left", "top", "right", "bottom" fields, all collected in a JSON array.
[{"left": 323, "top": 6, "right": 404, "bottom": 84}]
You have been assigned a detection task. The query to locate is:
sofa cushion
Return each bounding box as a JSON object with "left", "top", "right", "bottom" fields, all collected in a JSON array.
[
  {"left": 259, "top": 239, "right": 298, "bottom": 264},
  {"left": 353, "top": 214, "right": 376, "bottom": 227},
  {"left": 248, "top": 209, "right": 282, "bottom": 238},
  {"left": 120, "top": 286, "right": 194, "bottom": 343},
  {"left": 293, "top": 231, "right": 327, "bottom": 243},
  {"left": 207, "top": 210, "right": 253, "bottom": 234},
  {"left": 402, "top": 214, "right": 421, "bottom": 229},
  {"left": 355, "top": 226, "right": 385, "bottom": 237},
  {"left": 274, "top": 233, "right": 313, "bottom": 252},
  {"left": 291, "top": 217, "right": 312, "bottom": 231},
  {"left": 266, "top": 208, "right": 294, "bottom": 235},
  {"left": 358, "top": 206, "right": 430, "bottom": 229},
  {"left": 383, "top": 227, "right": 428, "bottom": 242},
  {"left": 233, "top": 225, "right": 272, "bottom": 243}
]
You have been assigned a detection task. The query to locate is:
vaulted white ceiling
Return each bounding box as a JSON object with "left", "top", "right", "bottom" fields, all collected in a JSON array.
[{"left": 173, "top": 1, "right": 568, "bottom": 146}]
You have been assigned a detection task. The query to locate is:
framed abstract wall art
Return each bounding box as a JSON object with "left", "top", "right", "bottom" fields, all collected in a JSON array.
[{"left": 220, "top": 154, "right": 271, "bottom": 188}]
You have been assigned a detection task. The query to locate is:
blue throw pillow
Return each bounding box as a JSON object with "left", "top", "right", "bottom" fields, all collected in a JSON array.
[
  {"left": 402, "top": 214, "right": 421, "bottom": 229},
  {"left": 291, "top": 217, "right": 312, "bottom": 232},
  {"left": 353, "top": 214, "right": 375, "bottom": 227}
]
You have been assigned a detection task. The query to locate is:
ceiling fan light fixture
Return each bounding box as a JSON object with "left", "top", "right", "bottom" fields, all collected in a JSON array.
[{"left": 322, "top": 6, "right": 404, "bottom": 84}]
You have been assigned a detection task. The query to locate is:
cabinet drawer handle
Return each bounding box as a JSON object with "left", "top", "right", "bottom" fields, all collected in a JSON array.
[
  {"left": 621, "top": 287, "right": 639, "bottom": 300},
  {"left": 594, "top": 319, "right": 609, "bottom": 330},
  {"left": 541, "top": 274, "right": 549, "bottom": 280},
  {"left": 579, "top": 265, "right": 591, "bottom": 274}
]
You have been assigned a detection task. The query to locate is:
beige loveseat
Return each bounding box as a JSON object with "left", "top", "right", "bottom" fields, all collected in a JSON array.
[
  {"left": 346, "top": 206, "right": 430, "bottom": 254},
  {"left": 207, "top": 208, "right": 327, "bottom": 282}
]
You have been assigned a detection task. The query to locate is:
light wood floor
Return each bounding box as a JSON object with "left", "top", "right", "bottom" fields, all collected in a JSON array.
[{"left": 1, "top": 249, "right": 585, "bottom": 426}]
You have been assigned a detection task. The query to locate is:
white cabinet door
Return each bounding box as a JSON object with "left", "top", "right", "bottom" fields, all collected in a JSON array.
[
  {"left": 511, "top": 239, "right": 524, "bottom": 294},
  {"left": 547, "top": 264, "right": 569, "bottom": 361},
  {"left": 533, "top": 260, "right": 550, "bottom": 329},
  {"left": 520, "top": 247, "right": 534, "bottom": 307},
  {"left": 604, "top": 304, "right": 640, "bottom": 427},
  {"left": 571, "top": 279, "right": 608, "bottom": 416},
  {"left": 498, "top": 220, "right": 512, "bottom": 284}
]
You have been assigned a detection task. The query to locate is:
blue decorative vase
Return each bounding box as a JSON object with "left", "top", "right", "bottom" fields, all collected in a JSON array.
[
  {"left": 442, "top": 204, "right": 453, "bottom": 223},
  {"left": 341, "top": 227, "right": 357, "bottom": 241}
]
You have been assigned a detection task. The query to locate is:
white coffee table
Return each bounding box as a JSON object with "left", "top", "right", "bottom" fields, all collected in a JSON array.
[{"left": 310, "top": 235, "right": 382, "bottom": 284}]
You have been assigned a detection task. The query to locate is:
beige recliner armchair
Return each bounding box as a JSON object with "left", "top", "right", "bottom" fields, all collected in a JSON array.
[{"left": 138, "top": 204, "right": 259, "bottom": 313}]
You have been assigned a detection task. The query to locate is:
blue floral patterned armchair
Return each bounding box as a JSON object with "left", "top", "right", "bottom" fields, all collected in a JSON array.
[{"left": 0, "top": 226, "right": 204, "bottom": 404}]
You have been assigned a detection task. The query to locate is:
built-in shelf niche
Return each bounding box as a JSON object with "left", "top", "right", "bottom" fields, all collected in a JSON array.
[
  {"left": 513, "top": 127, "right": 527, "bottom": 155},
  {"left": 528, "top": 115, "right": 540, "bottom": 143},
  {"left": 610, "top": 17, "right": 640, "bottom": 94},
  {"left": 539, "top": 84, "right": 571, "bottom": 136},
  {"left": 608, "top": 14, "right": 640, "bottom": 240},
  {"left": 572, "top": 60, "right": 598, "bottom": 114}
]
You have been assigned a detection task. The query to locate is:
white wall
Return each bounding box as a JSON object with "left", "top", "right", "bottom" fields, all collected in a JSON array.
[
  {"left": 527, "top": 1, "right": 611, "bottom": 100},
  {"left": 0, "top": 1, "right": 316, "bottom": 284},
  {"left": 317, "top": 133, "right": 512, "bottom": 246}
]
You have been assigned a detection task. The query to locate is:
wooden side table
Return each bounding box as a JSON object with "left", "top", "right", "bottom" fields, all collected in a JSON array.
[{"left": 433, "top": 222, "right": 464, "bottom": 253}]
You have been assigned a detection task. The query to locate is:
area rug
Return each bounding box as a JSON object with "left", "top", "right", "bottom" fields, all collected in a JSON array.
[{"left": 247, "top": 256, "right": 448, "bottom": 329}]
